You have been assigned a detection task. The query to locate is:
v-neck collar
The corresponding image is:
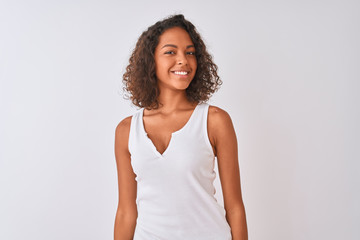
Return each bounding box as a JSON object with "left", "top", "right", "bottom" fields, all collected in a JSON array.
[{"left": 140, "top": 103, "right": 201, "bottom": 159}]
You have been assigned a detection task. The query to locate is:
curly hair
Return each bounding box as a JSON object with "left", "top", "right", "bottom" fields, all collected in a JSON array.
[{"left": 122, "top": 14, "right": 222, "bottom": 109}]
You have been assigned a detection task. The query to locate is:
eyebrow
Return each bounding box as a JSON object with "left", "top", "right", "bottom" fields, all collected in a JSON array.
[{"left": 161, "top": 44, "right": 195, "bottom": 49}]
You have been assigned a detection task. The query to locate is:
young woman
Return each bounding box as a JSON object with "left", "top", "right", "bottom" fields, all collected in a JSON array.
[{"left": 114, "top": 14, "right": 248, "bottom": 240}]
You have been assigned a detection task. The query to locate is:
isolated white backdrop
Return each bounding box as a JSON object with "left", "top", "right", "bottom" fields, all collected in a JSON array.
[{"left": 0, "top": 0, "right": 359, "bottom": 239}]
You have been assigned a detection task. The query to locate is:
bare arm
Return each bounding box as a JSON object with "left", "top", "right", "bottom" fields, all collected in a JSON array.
[
  {"left": 114, "top": 116, "right": 138, "bottom": 240},
  {"left": 208, "top": 106, "right": 248, "bottom": 240}
]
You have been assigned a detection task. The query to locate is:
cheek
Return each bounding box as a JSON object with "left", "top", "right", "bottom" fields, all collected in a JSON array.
[
  {"left": 155, "top": 57, "right": 163, "bottom": 68},
  {"left": 191, "top": 58, "right": 197, "bottom": 67},
  {"left": 155, "top": 63, "right": 167, "bottom": 75},
  {"left": 191, "top": 59, "right": 197, "bottom": 72},
  {"left": 155, "top": 61, "right": 170, "bottom": 79}
]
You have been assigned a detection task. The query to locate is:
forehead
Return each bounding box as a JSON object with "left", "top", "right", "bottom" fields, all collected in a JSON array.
[{"left": 157, "top": 27, "right": 193, "bottom": 45}]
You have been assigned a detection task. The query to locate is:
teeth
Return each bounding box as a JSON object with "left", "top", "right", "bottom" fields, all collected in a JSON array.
[{"left": 174, "top": 71, "right": 188, "bottom": 75}]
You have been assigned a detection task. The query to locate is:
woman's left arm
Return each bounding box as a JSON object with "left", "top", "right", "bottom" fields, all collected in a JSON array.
[{"left": 208, "top": 106, "right": 248, "bottom": 240}]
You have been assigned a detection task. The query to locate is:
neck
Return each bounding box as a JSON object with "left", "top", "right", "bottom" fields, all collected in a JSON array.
[{"left": 156, "top": 88, "right": 196, "bottom": 112}]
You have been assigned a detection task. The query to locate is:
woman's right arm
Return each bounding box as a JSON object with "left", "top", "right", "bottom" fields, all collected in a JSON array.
[{"left": 114, "top": 116, "right": 138, "bottom": 240}]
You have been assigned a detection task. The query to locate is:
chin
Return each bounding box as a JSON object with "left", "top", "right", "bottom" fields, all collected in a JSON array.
[
  {"left": 175, "top": 82, "right": 192, "bottom": 89},
  {"left": 158, "top": 79, "right": 193, "bottom": 90}
]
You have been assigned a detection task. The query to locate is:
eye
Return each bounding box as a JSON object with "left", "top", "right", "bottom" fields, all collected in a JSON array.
[
  {"left": 187, "top": 52, "right": 195, "bottom": 55},
  {"left": 164, "top": 51, "right": 175, "bottom": 54}
]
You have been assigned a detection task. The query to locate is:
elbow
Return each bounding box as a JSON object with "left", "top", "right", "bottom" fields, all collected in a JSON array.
[{"left": 114, "top": 211, "right": 137, "bottom": 240}]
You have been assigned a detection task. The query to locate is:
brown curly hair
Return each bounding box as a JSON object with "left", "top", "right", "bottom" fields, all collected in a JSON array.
[{"left": 122, "top": 14, "right": 222, "bottom": 109}]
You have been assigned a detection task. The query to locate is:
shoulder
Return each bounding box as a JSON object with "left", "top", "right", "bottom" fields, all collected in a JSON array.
[
  {"left": 115, "top": 115, "right": 133, "bottom": 149},
  {"left": 207, "top": 104, "right": 236, "bottom": 144},
  {"left": 208, "top": 104, "right": 233, "bottom": 127},
  {"left": 115, "top": 115, "right": 132, "bottom": 135},
  {"left": 207, "top": 105, "right": 237, "bottom": 156}
]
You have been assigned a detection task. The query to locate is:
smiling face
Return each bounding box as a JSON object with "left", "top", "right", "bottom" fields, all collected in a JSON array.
[{"left": 154, "top": 27, "right": 197, "bottom": 91}]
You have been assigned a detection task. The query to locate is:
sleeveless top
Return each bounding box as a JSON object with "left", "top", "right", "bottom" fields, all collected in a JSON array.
[{"left": 128, "top": 102, "right": 232, "bottom": 240}]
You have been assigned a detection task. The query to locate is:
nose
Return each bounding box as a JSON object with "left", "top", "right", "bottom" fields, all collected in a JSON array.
[{"left": 176, "top": 53, "right": 188, "bottom": 65}]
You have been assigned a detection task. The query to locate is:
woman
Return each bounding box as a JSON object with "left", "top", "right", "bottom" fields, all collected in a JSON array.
[{"left": 114, "top": 14, "right": 248, "bottom": 240}]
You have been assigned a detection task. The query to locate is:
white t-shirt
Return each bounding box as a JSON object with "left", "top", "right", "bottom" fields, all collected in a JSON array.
[{"left": 128, "top": 102, "right": 232, "bottom": 240}]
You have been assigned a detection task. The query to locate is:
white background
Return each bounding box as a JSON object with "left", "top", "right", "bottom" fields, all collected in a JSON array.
[{"left": 1, "top": 0, "right": 359, "bottom": 239}]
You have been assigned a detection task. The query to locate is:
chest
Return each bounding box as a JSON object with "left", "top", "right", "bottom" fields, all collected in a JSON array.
[{"left": 142, "top": 110, "right": 196, "bottom": 155}]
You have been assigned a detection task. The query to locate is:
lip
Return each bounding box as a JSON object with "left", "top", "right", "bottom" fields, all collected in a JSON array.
[
  {"left": 171, "top": 70, "right": 191, "bottom": 77},
  {"left": 171, "top": 69, "right": 190, "bottom": 72}
]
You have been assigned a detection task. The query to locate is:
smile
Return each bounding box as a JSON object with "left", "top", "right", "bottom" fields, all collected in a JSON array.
[{"left": 172, "top": 71, "right": 189, "bottom": 76}]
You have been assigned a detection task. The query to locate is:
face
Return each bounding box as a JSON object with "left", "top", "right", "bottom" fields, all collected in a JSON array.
[{"left": 154, "top": 27, "right": 197, "bottom": 91}]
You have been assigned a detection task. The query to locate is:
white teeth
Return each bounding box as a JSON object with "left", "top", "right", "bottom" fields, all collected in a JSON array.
[{"left": 174, "top": 71, "right": 188, "bottom": 75}]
